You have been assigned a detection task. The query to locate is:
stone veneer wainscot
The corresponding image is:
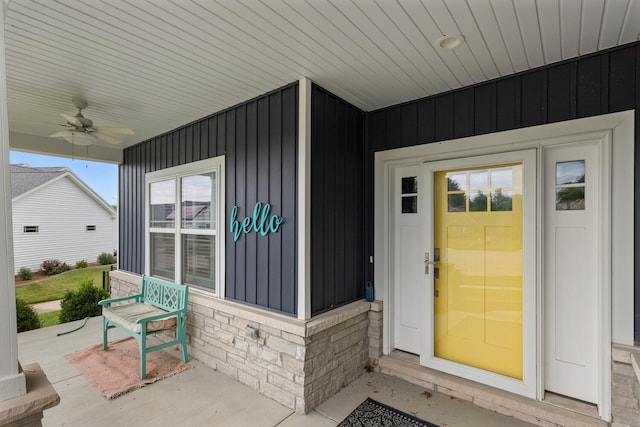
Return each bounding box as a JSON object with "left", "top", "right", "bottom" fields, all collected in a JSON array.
[
  {"left": 611, "top": 344, "right": 640, "bottom": 426},
  {"left": 109, "top": 270, "right": 378, "bottom": 413}
]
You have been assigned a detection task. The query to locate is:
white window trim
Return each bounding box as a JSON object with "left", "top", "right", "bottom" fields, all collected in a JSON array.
[
  {"left": 144, "top": 156, "right": 225, "bottom": 298},
  {"left": 23, "top": 225, "right": 38, "bottom": 233}
]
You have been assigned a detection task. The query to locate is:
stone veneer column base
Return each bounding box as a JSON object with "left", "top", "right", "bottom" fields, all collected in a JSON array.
[
  {"left": 110, "top": 271, "right": 375, "bottom": 413},
  {"left": 0, "top": 363, "right": 60, "bottom": 427}
]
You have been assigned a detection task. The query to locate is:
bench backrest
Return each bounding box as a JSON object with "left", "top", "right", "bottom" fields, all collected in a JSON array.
[{"left": 141, "top": 275, "right": 188, "bottom": 312}]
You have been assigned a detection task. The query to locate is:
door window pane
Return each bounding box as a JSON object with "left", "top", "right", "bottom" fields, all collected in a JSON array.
[
  {"left": 469, "top": 170, "right": 488, "bottom": 190},
  {"left": 448, "top": 193, "right": 466, "bottom": 212},
  {"left": 491, "top": 168, "right": 513, "bottom": 188},
  {"left": 556, "top": 160, "right": 585, "bottom": 185},
  {"left": 447, "top": 172, "right": 467, "bottom": 212},
  {"left": 150, "top": 233, "right": 174, "bottom": 280},
  {"left": 181, "top": 173, "right": 215, "bottom": 229},
  {"left": 402, "top": 196, "right": 418, "bottom": 213},
  {"left": 150, "top": 179, "right": 176, "bottom": 228},
  {"left": 469, "top": 191, "right": 488, "bottom": 211},
  {"left": 447, "top": 173, "right": 465, "bottom": 191},
  {"left": 491, "top": 190, "right": 513, "bottom": 211},
  {"left": 556, "top": 187, "right": 585, "bottom": 210},
  {"left": 182, "top": 234, "right": 215, "bottom": 290},
  {"left": 401, "top": 177, "right": 417, "bottom": 194},
  {"left": 555, "top": 160, "right": 585, "bottom": 210}
]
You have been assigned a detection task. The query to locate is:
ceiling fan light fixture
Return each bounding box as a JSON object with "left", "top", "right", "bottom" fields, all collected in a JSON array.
[
  {"left": 50, "top": 129, "right": 96, "bottom": 145},
  {"left": 63, "top": 131, "right": 96, "bottom": 146},
  {"left": 436, "top": 34, "right": 465, "bottom": 50}
]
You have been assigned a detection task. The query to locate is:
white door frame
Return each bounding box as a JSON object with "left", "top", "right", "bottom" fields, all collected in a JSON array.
[
  {"left": 374, "top": 111, "right": 635, "bottom": 422},
  {"left": 420, "top": 150, "right": 537, "bottom": 399}
]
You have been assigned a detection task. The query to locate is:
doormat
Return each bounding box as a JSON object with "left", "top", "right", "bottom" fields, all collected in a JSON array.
[
  {"left": 65, "top": 337, "right": 191, "bottom": 399},
  {"left": 338, "top": 397, "right": 439, "bottom": 427}
]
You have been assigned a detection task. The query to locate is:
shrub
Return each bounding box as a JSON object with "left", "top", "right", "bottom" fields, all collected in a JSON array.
[
  {"left": 97, "top": 252, "right": 116, "bottom": 265},
  {"left": 75, "top": 259, "right": 89, "bottom": 269},
  {"left": 39, "top": 259, "right": 71, "bottom": 276},
  {"left": 18, "top": 267, "right": 33, "bottom": 280},
  {"left": 59, "top": 278, "right": 109, "bottom": 323},
  {"left": 16, "top": 298, "right": 41, "bottom": 332}
]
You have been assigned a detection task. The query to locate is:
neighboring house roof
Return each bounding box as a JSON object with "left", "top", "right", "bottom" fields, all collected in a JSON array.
[
  {"left": 10, "top": 163, "right": 116, "bottom": 217},
  {"left": 10, "top": 164, "right": 67, "bottom": 199}
]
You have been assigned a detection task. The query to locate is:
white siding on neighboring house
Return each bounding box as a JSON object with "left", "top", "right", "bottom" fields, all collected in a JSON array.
[{"left": 12, "top": 176, "right": 116, "bottom": 273}]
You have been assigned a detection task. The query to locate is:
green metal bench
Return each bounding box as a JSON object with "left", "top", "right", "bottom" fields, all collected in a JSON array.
[{"left": 99, "top": 275, "right": 189, "bottom": 379}]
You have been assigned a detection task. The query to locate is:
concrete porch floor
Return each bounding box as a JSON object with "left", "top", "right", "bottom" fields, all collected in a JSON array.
[{"left": 18, "top": 317, "right": 533, "bottom": 426}]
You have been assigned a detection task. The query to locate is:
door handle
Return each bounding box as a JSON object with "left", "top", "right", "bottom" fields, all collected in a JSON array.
[{"left": 424, "top": 252, "right": 439, "bottom": 274}]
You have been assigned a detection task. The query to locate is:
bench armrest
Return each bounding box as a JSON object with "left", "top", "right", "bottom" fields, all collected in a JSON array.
[
  {"left": 136, "top": 309, "right": 184, "bottom": 324},
  {"left": 99, "top": 293, "right": 143, "bottom": 307}
]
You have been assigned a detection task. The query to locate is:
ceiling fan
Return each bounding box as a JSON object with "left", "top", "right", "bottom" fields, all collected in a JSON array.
[{"left": 49, "top": 98, "right": 134, "bottom": 146}]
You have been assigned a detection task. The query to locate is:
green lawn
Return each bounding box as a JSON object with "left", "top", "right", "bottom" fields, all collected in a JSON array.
[
  {"left": 16, "top": 266, "right": 112, "bottom": 304},
  {"left": 38, "top": 310, "right": 61, "bottom": 328}
]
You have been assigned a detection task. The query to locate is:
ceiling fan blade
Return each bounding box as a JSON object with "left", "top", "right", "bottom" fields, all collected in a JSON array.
[
  {"left": 93, "top": 126, "right": 135, "bottom": 135},
  {"left": 49, "top": 130, "right": 74, "bottom": 138},
  {"left": 93, "top": 132, "right": 122, "bottom": 144},
  {"left": 50, "top": 130, "right": 96, "bottom": 145},
  {"left": 60, "top": 113, "right": 82, "bottom": 127}
]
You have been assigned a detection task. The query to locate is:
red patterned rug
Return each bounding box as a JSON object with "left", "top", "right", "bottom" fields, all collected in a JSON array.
[{"left": 65, "top": 337, "right": 191, "bottom": 399}]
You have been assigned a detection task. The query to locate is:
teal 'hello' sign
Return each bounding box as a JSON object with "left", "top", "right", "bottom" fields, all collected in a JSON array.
[{"left": 230, "top": 202, "right": 284, "bottom": 242}]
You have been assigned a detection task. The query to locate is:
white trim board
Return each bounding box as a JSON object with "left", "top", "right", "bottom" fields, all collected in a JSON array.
[
  {"left": 297, "top": 77, "right": 312, "bottom": 320},
  {"left": 0, "top": 3, "right": 26, "bottom": 401}
]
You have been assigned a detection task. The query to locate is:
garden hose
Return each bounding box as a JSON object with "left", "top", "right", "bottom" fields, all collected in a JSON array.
[{"left": 56, "top": 317, "right": 90, "bottom": 336}]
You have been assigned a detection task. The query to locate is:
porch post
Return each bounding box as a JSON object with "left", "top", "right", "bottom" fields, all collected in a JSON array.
[
  {"left": 297, "top": 77, "right": 311, "bottom": 320},
  {"left": 0, "top": 2, "right": 26, "bottom": 401}
]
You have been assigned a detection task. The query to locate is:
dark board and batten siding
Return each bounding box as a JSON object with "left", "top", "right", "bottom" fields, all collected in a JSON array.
[
  {"left": 365, "top": 42, "right": 640, "bottom": 343},
  {"left": 226, "top": 86, "right": 298, "bottom": 315},
  {"left": 119, "top": 83, "right": 299, "bottom": 316},
  {"left": 310, "top": 85, "right": 366, "bottom": 315},
  {"left": 119, "top": 42, "right": 640, "bottom": 333}
]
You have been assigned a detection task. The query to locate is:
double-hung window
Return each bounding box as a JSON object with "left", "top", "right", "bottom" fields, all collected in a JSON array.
[{"left": 145, "top": 157, "right": 224, "bottom": 295}]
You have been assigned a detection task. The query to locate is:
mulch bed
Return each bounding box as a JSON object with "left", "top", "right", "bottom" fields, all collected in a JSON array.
[{"left": 14, "top": 262, "right": 104, "bottom": 285}]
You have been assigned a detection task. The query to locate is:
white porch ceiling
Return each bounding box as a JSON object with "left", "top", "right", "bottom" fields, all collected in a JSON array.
[{"left": 5, "top": 0, "right": 640, "bottom": 162}]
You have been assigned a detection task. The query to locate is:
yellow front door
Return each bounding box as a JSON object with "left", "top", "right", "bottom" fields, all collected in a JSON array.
[{"left": 434, "top": 164, "right": 523, "bottom": 379}]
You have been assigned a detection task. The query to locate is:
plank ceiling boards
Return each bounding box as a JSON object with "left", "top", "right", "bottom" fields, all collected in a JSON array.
[{"left": 3, "top": 0, "right": 639, "bottom": 157}]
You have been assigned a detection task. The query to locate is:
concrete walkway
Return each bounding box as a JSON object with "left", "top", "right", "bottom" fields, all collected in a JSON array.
[
  {"left": 30, "top": 300, "right": 62, "bottom": 314},
  {"left": 18, "top": 317, "right": 534, "bottom": 426}
]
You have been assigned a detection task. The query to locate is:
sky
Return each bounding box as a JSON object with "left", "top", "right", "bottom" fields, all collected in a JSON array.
[{"left": 9, "top": 151, "right": 118, "bottom": 205}]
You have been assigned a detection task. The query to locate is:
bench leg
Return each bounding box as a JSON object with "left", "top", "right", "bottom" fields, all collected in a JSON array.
[
  {"left": 181, "top": 343, "right": 188, "bottom": 363},
  {"left": 139, "top": 333, "right": 147, "bottom": 379},
  {"left": 178, "top": 317, "right": 189, "bottom": 362},
  {"left": 102, "top": 316, "right": 108, "bottom": 350},
  {"left": 180, "top": 332, "right": 188, "bottom": 363}
]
